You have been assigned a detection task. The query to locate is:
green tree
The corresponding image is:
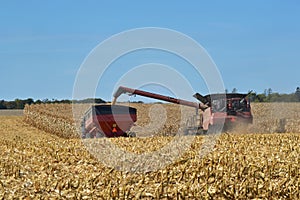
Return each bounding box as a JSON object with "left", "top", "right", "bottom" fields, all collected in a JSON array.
[
  {"left": 15, "top": 99, "right": 25, "bottom": 109},
  {"left": 35, "top": 99, "right": 42, "bottom": 104},
  {"left": 4, "top": 101, "right": 16, "bottom": 109},
  {"left": 255, "top": 94, "right": 267, "bottom": 102},
  {"left": 267, "top": 88, "right": 272, "bottom": 96},
  {"left": 232, "top": 88, "right": 238, "bottom": 93},
  {"left": 268, "top": 93, "right": 280, "bottom": 102},
  {"left": 0, "top": 100, "right": 5, "bottom": 109},
  {"left": 247, "top": 92, "right": 257, "bottom": 102},
  {"left": 296, "top": 87, "right": 300, "bottom": 101},
  {"left": 24, "top": 98, "right": 34, "bottom": 105}
]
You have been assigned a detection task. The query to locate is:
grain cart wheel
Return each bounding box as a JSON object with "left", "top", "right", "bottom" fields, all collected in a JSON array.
[
  {"left": 127, "top": 132, "right": 136, "bottom": 137},
  {"left": 85, "top": 133, "right": 92, "bottom": 138},
  {"left": 183, "top": 128, "right": 189, "bottom": 135},
  {"left": 81, "top": 120, "right": 86, "bottom": 139},
  {"left": 96, "top": 132, "right": 105, "bottom": 138},
  {"left": 81, "top": 130, "right": 87, "bottom": 139}
]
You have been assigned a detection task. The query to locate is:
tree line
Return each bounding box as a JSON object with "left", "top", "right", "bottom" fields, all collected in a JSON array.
[
  {"left": 230, "top": 87, "right": 300, "bottom": 102},
  {"left": 1, "top": 87, "right": 299, "bottom": 109},
  {"left": 0, "top": 98, "right": 106, "bottom": 109}
]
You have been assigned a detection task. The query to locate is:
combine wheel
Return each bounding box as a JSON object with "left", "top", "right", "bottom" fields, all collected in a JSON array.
[
  {"left": 183, "top": 127, "right": 200, "bottom": 135},
  {"left": 208, "top": 125, "right": 223, "bottom": 134},
  {"left": 196, "top": 128, "right": 208, "bottom": 135}
]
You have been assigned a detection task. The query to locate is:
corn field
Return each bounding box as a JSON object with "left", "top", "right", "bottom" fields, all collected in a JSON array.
[
  {"left": 1, "top": 115, "right": 300, "bottom": 198},
  {"left": 1, "top": 103, "right": 299, "bottom": 198},
  {"left": 250, "top": 103, "right": 300, "bottom": 133}
]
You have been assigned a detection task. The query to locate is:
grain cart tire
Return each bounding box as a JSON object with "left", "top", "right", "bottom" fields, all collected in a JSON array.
[
  {"left": 96, "top": 132, "right": 105, "bottom": 138},
  {"left": 127, "top": 132, "right": 136, "bottom": 137}
]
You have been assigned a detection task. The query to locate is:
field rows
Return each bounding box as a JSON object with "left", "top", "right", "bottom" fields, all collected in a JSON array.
[{"left": 1, "top": 116, "right": 300, "bottom": 199}]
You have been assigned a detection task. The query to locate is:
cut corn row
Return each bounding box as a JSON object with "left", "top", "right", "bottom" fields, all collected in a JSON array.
[
  {"left": 23, "top": 104, "right": 82, "bottom": 139},
  {"left": 1, "top": 116, "right": 300, "bottom": 199}
]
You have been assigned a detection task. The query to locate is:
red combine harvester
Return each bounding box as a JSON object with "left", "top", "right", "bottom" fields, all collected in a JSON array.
[
  {"left": 193, "top": 92, "right": 253, "bottom": 131},
  {"left": 81, "top": 86, "right": 253, "bottom": 138}
]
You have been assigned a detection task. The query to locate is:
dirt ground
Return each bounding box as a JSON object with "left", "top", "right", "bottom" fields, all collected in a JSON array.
[{"left": 0, "top": 109, "right": 23, "bottom": 116}]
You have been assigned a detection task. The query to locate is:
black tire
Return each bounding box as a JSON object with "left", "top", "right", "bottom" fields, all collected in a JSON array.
[
  {"left": 127, "top": 132, "right": 136, "bottom": 137},
  {"left": 184, "top": 128, "right": 189, "bottom": 135},
  {"left": 85, "top": 133, "right": 92, "bottom": 139},
  {"left": 208, "top": 125, "right": 223, "bottom": 134},
  {"left": 96, "top": 132, "right": 105, "bottom": 138},
  {"left": 196, "top": 129, "right": 207, "bottom": 135}
]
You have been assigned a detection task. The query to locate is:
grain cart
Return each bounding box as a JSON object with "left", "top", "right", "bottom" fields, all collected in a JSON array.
[{"left": 81, "top": 105, "right": 137, "bottom": 138}]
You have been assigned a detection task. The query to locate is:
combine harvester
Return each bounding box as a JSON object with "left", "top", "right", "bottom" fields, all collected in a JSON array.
[{"left": 81, "top": 86, "right": 253, "bottom": 138}]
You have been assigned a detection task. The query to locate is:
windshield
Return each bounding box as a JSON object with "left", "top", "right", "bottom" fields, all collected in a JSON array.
[
  {"left": 211, "top": 99, "right": 226, "bottom": 112},
  {"left": 211, "top": 98, "right": 250, "bottom": 113}
]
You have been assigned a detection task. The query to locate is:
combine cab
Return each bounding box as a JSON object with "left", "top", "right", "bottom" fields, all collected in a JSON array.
[{"left": 193, "top": 93, "right": 253, "bottom": 131}]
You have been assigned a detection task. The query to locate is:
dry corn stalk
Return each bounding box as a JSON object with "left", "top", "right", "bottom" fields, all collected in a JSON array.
[
  {"left": 1, "top": 116, "right": 300, "bottom": 199},
  {"left": 23, "top": 104, "right": 81, "bottom": 138}
]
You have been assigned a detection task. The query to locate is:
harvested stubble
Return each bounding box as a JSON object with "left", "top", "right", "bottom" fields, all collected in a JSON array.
[
  {"left": 0, "top": 109, "right": 23, "bottom": 116},
  {"left": 1, "top": 116, "right": 300, "bottom": 199}
]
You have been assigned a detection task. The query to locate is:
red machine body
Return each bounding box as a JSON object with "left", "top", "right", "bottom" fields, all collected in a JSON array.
[
  {"left": 112, "top": 86, "right": 200, "bottom": 109},
  {"left": 194, "top": 93, "right": 253, "bottom": 128},
  {"left": 82, "top": 105, "right": 137, "bottom": 138}
]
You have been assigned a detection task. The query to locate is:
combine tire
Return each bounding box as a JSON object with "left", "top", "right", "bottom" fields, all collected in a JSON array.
[{"left": 208, "top": 125, "right": 223, "bottom": 134}]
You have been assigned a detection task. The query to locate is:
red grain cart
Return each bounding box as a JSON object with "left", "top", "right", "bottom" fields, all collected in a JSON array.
[{"left": 81, "top": 105, "right": 137, "bottom": 138}]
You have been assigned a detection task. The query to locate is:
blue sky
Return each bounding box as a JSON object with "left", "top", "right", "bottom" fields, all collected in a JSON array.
[{"left": 0, "top": 1, "right": 299, "bottom": 101}]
